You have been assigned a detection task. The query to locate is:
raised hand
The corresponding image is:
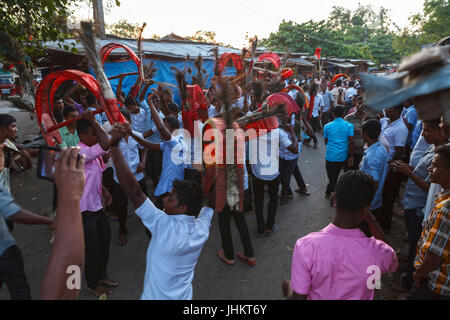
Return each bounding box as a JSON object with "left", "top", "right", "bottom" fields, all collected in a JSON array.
[{"left": 54, "top": 147, "right": 86, "bottom": 204}]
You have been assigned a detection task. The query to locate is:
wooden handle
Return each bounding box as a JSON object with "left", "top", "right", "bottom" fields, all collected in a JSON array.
[{"left": 46, "top": 109, "right": 103, "bottom": 133}]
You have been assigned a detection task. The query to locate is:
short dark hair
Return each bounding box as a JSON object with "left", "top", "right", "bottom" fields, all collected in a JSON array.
[
  {"left": 0, "top": 114, "right": 16, "bottom": 128},
  {"left": 335, "top": 170, "right": 377, "bottom": 213},
  {"left": 124, "top": 96, "right": 137, "bottom": 107},
  {"left": 358, "top": 86, "right": 365, "bottom": 92},
  {"left": 163, "top": 115, "right": 180, "bottom": 130},
  {"left": 120, "top": 108, "right": 131, "bottom": 121},
  {"left": 348, "top": 80, "right": 355, "bottom": 87},
  {"left": 336, "top": 79, "right": 342, "bottom": 86},
  {"left": 434, "top": 145, "right": 450, "bottom": 169},
  {"left": 333, "top": 105, "right": 345, "bottom": 117},
  {"left": 172, "top": 180, "right": 203, "bottom": 217},
  {"left": 422, "top": 118, "right": 441, "bottom": 129},
  {"left": 167, "top": 103, "right": 179, "bottom": 114},
  {"left": 362, "top": 119, "right": 381, "bottom": 140},
  {"left": 63, "top": 105, "right": 77, "bottom": 118},
  {"left": 86, "top": 92, "right": 97, "bottom": 106},
  {"left": 76, "top": 119, "right": 93, "bottom": 135}
]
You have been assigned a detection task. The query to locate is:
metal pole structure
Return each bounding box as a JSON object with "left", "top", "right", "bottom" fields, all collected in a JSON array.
[{"left": 93, "top": 0, "right": 106, "bottom": 39}]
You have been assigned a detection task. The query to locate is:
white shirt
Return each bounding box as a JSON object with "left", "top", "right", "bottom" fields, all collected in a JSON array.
[
  {"left": 112, "top": 131, "right": 144, "bottom": 183},
  {"left": 331, "top": 87, "right": 346, "bottom": 106},
  {"left": 311, "top": 94, "right": 324, "bottom": 118},
  {"left": 279, "top": 127, "right": 299, "bottom": 160},
  {"left": 345, "top": 87, "right": 357, "bottom": 100},
  {"left": 250, "top": 128, "right": 280, "bottom": 181},
  {"left": 422, "top": 183, "right": 443, "bottom": 224},
  {"left": 208, "top": 105, "right": 219, "bottom": 118},
  {"left": 379, "top": 118, "right": 409, "bottom": 160},
  {"left": 136, "top": 198, "right": 214, "bottom": 300},
  {"left": 130, "top": 108, "right": 149, "bottom": 133}
]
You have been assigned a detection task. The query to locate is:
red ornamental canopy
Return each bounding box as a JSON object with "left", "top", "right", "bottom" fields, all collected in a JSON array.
[
  {"left": 35, "top": 69, "right": 126, "bottom": 146},
  {"left": 216, "top": 53, "right": 244, "bottom": 75},
  {"left": 257, "top": 52, "right": 281, "bottom": 70},
  {"left": 265, "top": 92, "right": 300, "bottom": 115},
  {"left": 100, "top": 42, "right": 143, "bottom": 100},
  {"left": 331, "top": 73, "right": 350, "bottom": 83}
]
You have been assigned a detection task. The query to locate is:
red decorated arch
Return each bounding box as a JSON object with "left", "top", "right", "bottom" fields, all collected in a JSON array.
[
  {"left": 216, "top": 53, "right": 244, "bottom": 75},
  {"left": 100, "top": 43, "right": 143, "bottom": 99},
  {"left": 257, "top": 52, "right": 281, "bottom": 70},
  {"left": 35, "top": 69, "right": 126, "bottom": 146}
]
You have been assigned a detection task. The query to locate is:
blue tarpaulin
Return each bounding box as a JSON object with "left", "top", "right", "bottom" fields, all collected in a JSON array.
[{"left": 90, "top": 58, "right": 237, "bottom": 107}]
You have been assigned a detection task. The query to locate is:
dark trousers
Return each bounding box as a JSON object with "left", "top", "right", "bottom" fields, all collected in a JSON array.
[
  {"left": 0, "top": 245, "right": 31, "bottom": 300},
  {"left": 292, "top": 163, "right": 307, "bottom": 191},
  {"left": 252, "top": 176, "right": 280, "bottom": 234},
  {"left": 311, "top": 116, "right": 321, "bottom": 133},
  {"left": 82, "top": 210, "right": 111, "bottom": 289},
  {"left": 325, "top": 160, "right": 346, "bottom": 196},
  {"left": 279, "top": 157, "right": 298, "bottom": 196},
  {"left": 378, "top": 169, "right": 403, "bottom": 232},
  {"left": 102, "top": 167, "right": 114, "bottom": 214},
  {"left": 218, "top": 205, "right": 254, "bottom": 260},
  {"left": 304, "top": 119, "right": 318, "bottom": 144},
  {"left": 145, "top": 149, "right": 163, "bottom": 187},
  {"left": 407, "top": 284, "right": 450, "bottom": 300},
  {"left": 322, "top": 111, "right": 333, "bottom": 125},
  {"left": 344, "top": 153, "right": 363, "bottom": 172},
  {"left": 111, "top": 179, "right": 148, "bottom": 235},
  {"left": 405, "top": 209, "right": 423, "bottom": 274}
]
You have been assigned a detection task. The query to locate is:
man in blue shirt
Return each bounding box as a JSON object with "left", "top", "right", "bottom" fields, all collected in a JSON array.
[
  {"left": 360, "top": 119, "right": 389, "bottom": 236},
  {"left": 323, "top": 105, "right": 354, "bottom": 206},
  {"left": 403, "top": 99, "right": 418, "bottom": 152},
  {"left": 130, "top": 95, "right": 186, "bottom": 210},
  {"left": 390, "top": 118, "right": 448, "bottom": 292}
]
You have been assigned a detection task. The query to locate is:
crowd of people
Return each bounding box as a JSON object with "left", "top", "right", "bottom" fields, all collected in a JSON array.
[{"left": 0, "top": 66, "right": 449, "bottom": 301}]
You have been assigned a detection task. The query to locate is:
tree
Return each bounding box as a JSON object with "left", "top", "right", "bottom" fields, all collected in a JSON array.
[
  {"left": 107, "top": 19, "right": 141, "bottom": 38},
  {"left": 262, "top": 4, "right": 410, "bottom": 64},
  {"left": 0, "top": 0, "right": 81, "bottom": 57},
  {"left": 187, "top": 30, "right": 222, "bottom": 44}
]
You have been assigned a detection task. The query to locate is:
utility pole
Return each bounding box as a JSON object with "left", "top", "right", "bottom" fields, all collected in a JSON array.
[{"left": 93, "top": 0, "right": 106, "bottom": 39}]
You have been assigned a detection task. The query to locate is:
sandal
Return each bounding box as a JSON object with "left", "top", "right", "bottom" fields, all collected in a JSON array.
[
  {"left": 237, "top": 252, "right": 256, "bottom": 267},
  {"left": 87, "top": 285, "right": 112, "bottom": 297},
  {"left": 264, "top": 225, "right": 279, "bottom": 237},
  {"left": 217, "top": 250, "right": 235, "bottom": 265}
]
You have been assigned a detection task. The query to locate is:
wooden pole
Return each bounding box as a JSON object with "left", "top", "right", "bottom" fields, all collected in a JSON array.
[{"left": 93, "top": 0, "right": 106, "bottom": 39}]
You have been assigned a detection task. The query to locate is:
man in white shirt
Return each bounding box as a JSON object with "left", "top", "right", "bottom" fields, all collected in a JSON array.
[
  {"left": 345, "top": 81, "right": 357, "bottom": 101},
  {"left": 319, "top": 84, "right": 334, "bottom": 125},
  {"left": 331, "top": 79, "right": 347, "bottom": 107},
  {"left": 110, "top": 123, "right": 215, "bottom": 300},
  {"left": 378, "top": 104, "right": 409, "bottom": 233}
]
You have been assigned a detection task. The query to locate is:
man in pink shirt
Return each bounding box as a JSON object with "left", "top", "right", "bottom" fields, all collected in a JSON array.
[
  {"left": 76, "top": 111, "right": 118, "bottom": 297},
  {"left": 283, "top": 170, "right": 398, "bottom": 300}
]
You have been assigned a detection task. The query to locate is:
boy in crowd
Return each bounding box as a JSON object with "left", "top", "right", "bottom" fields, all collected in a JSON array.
[
  {"left": 76, "top": 111, "right": 117, "bottom": 297},
  {"left": 409, "top": 145, "right": 450, "bottom": 300},
  {"left": 110, "top": 122, "right": 214, "bottom": 300},
  {"left": 283, "top": 170, "right": 397, "bottom": 300}
]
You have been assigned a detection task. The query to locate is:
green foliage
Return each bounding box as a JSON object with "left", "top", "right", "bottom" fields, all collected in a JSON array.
[
  {"left": 0, "top": 0, "right": 80, "bottom": 58},
  {"left": 187, "top": 30, "right": 222, "bottom": 45},
  {"left": 263, "top": 1, "right": 448, "bottom": 64},
  {"left": 107, "top": 19, "right": 141, "bottom": 38}
]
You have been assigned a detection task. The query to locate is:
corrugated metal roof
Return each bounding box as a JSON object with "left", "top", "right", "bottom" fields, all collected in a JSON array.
[
  {"left": 287, "top": 57, "right": 315, "bottom": 67},
  {"left": 43, "top": 37, "right": 241, "bottom": 60}
]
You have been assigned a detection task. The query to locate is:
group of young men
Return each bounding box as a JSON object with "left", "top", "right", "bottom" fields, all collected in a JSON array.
[{"left": 1, "top": 66, "right": 449, "bottom": 301}]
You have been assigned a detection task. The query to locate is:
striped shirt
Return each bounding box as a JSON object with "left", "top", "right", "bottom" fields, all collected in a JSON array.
[{"left": 414, "top": 189, "right": 450, "bottom": 296}]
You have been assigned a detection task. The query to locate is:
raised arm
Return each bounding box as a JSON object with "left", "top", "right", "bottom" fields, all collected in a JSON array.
[
  {"left": 110, "top": 124, "right": 147, "bottom": 208},
  {"left": 130, "top": 130, "right": 161, "bottom": 151},
  {"left": 41, "top": 147, "right": 85, "bottom": 300},
  {"left": 138, "top": 80, "right": 154, "bottom": 103},
  {"left": 83, "top": 110, "right": 110, "bottom": 151},
  {"left": 148, "top": 94, "right": 172, "bottom": 141}
]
